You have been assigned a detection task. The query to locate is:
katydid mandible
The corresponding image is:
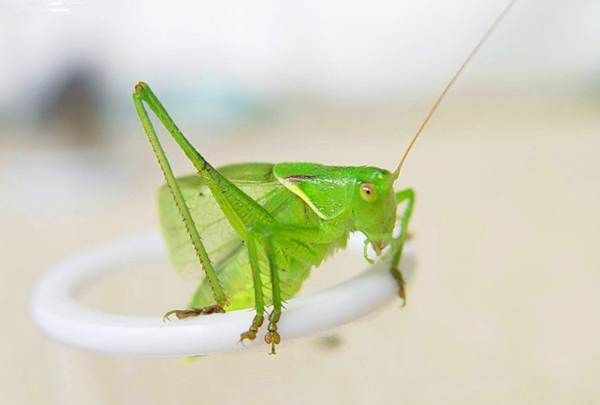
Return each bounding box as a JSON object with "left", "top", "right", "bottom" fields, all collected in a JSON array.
[{"left": 133, "top": 1, "right": 516, "bottom": 354}]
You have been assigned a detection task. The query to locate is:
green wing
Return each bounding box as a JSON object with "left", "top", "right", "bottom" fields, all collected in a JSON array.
[
  {"left": 158, "top": 163, "right": 280, "bottom": 280},
  {"left": 159, "top": 162, "right": 325, "bottom": 310}
]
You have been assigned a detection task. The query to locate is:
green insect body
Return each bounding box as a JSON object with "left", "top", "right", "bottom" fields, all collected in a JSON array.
[
  {"left": 158, "top": 163, "right": 404, "bottom": 312},
  {"left": 133, "top": 83, "right": 413, "bottom": 353},
  {"left": 132, "top": 0, "right": 515, "bottom": 354}
]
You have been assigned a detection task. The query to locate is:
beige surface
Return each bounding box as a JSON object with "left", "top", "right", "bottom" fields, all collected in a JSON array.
[{"left": 2, "top": 95, "right": 599, "bottom": 404}]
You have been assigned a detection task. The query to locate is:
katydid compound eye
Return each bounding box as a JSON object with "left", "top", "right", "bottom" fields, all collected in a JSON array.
[{"left": 360, "top": 183, "right": 377, "bottom": 202}]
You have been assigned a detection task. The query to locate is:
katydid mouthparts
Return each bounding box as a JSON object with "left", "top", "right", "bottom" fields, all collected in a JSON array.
[{"left": 133, "top": 0, "right": 517, "bottom": 354}]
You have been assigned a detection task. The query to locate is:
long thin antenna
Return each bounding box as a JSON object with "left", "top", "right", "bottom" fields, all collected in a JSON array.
[{"left": 392, "top": 0, "right": 517, "bottom": 179}]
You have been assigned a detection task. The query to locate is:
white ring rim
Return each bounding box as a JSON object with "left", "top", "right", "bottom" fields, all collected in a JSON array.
[{"left": 30, "top": 232, "right": 413, "bottom": 357}]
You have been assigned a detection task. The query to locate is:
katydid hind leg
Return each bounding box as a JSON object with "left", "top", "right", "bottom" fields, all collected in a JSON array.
[
  {"left": 134, "top": 82, "right": 212, "bottom": 175},
  {"left": 135, "top": 82, "right": 336, "bottom": 352},
  {"left": 133, "top": 84, "right": 228, "bottom": 308},
  {"left": 135, "top": 81, "right": 274, "bottom": 236},
  {"left": 162, "top": 305, "right": 225, "bottom": 321},
  {"left": 391, "top": 188, "right": 415, "bottom": 304}
]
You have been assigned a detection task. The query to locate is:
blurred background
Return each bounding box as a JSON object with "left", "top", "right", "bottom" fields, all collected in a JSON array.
[{"left": 2, "top": 0, "right": 600, "bottom": 403}]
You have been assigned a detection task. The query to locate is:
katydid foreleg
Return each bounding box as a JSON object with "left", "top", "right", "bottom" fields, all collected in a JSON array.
[{"left": 390, "top": 188, "right": 415, "bottom": 304}]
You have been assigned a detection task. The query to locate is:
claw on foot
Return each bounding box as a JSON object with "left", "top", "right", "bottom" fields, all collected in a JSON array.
[
  {"left": 264, "top": 331, "right": 281, "bottom": 355},
  {"left": 162, "top": 304, "right": 225, "bottom": 321},
  {"left": 239, "top": 329, "right": 257, "bottom": 343},
  {"left": 391, "top": 267, "right": 407, "bottom": 306},
  {"left": 239, "top": 313, "right": 264, "bottom": 344}
]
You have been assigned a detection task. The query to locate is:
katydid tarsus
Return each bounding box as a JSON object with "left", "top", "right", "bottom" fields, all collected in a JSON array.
[{"left": 133, "top": 0, "right": 516, "bottom": 354}]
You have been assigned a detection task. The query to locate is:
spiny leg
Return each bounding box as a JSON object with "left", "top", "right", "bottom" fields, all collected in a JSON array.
[
  {"left": 264, "top": 239, "right": 283, "bottom": 355},
  {"left": 133, "top": 83, "right": 228, "bottom": 308},
  {"left": 239, "top": 233, "right": 266, "bottom": 343},
  {"left": 391, "top": 188, "right": 415, "bottom": 305},
  {"left": 134, "top": 82, "right": 212, "bottom": 175}
]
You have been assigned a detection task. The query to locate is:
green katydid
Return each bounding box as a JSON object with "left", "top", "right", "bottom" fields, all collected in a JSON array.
[{"left": 132, "top": 1, "right": 515, "bottom": 354}]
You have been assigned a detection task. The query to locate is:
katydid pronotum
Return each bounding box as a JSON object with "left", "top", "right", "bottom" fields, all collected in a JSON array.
[{"left": 133, "top": 1, "right": 516, "bottom": 354}]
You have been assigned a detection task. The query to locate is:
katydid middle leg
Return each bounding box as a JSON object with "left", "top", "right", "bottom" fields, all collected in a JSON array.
[
  {"left": 239, "top": 233, "right": 266, "bottom": 342},
  {"left": 264, "top": 238, "right": 283, "bottom": 355},
  {"left": 241, "top": 225, "right": 321, "bottom": 353},
  {"left": 241, "top": 228, "right": 285, "bottom": 354},
  {"left": 390, "top": 188, "right": 415, "bottom": 304}
]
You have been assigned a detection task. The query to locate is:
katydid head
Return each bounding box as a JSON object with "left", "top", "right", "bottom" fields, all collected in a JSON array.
[{"left": 351, "top": 167, "right": 397, "bottom": 255}]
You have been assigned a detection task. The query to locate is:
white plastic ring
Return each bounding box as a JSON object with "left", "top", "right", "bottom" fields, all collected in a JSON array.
[{"left": 30, "top": 233, "right": 413, "bottom": 356}]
